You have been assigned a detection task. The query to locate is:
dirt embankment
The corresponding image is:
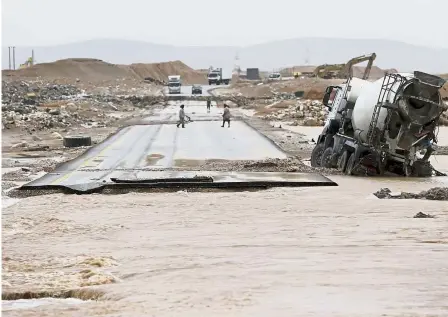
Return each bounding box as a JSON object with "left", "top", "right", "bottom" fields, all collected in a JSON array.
[
  {"left": 221, "top": 78, "right": 344, "bottom": 100},
  {"left": 2, "top": 59, "right": 207, "bottom": 86},
  {"left": 128, "top": 61, "right": 207, "bottom": 85},
  {"left": 279, "top": 65, "right": 396, "bottom": 81}
]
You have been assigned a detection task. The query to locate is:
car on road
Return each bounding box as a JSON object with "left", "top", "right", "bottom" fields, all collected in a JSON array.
[
  {"left": 268, "top": 72, "right": 282, "bottom": 81},
  {"left": 192, "top": 85, "right": 202, "bottom": 95}
]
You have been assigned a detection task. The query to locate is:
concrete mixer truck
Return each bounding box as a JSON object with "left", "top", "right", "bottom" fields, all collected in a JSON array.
[{"left": 310, "top": 71, "right": 447, "bottom": 177}]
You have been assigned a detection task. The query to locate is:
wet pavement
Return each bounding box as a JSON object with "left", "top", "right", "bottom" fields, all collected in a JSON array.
[
  {"left": 164, "top": 84, "right": 223, "bottom": 97},
  {"left": 20, "top": 102, "right": 336, "bottom": 191}
]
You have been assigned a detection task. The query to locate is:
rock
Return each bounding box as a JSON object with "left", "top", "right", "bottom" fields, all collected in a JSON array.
[
  {"left": 374, "top": 188, "right": 391, "bottom": 199},
  {"left": 49, "top": 108, "right": 60, "bottom": 115},
  {"left": 51, "top": 132, "right": 63, "bottom": 140},
  {"left": 419, "top": 187, "right": 448, "bottom": 200},
  {"left": 32, "top": 135, "right": 42, "bottom": 141},
  {"left": 374, "top": 187, "right": 448, "bottom": 200},
  {"left": 66, "top": 102, "right": 78, "bottom": 111},
  {"left": 11, "top": 141, "right": 28, "bottom": 148},
  {"left": 303, "top": 118, "right": 320, "bottom": 126},
  {"left": 413, "top": 212, "right": 435, "bottom": 218},
  {"left": 107, "top": 102, "right": 118, "bottom": 111}
]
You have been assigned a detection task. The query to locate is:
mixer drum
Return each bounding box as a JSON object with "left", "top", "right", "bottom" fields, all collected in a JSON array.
[{"left": 351, "top": 73, "right": 443, "bottom": 148}]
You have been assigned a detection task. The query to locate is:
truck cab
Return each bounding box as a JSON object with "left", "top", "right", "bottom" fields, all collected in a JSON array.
[
  {"left": 168, "top": 75, "right": 181, "bottom": 94},
  {"left": 208, "top": 68, "right": 231, "bottom": 85},
  {"left": 208, "top": 70, "right": 221, "bottom": 85}
]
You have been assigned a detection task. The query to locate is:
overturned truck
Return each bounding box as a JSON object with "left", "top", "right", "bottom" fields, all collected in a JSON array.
[{"left": 311, "top": 71, "right": 447, "bottom": 176}]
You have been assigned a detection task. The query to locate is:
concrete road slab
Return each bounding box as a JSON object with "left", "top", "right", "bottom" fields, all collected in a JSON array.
[{"left": 21, "top": 101, "right": 337, "bottom": 193}]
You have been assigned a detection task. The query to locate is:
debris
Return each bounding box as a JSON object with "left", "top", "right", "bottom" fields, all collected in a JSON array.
[
  {"left": 63, "top": 135, "right": 92, "bottom": 148},
  {"left": 1, "top": 80, "right": 162, "bottom": 132},
  {"left": 11, "top": 141, "right": 28, "bottom": 149},
  {"left": 374, "top": 187, "right": 448, "bottom": 200},
  {"left": 413, "top": 212, "right": 435, "bottom": 218},
  {"left": 51, "top": 132, "right": 63, "bottom": 140}
]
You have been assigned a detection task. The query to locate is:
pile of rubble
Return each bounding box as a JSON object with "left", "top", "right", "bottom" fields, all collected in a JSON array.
[
  {"left": 1, "top": 80, "right": 163, "bottom": 132},
  {"left": 260, "top": 99, "right": 328, "bottom": 126},
  {"left": 2, "top": 80, "right": 83, "bottom": 105},
  {"left": 176, "top": 157, "right": 342, "bottom": 175},
  {"left": 374, "top": 187, "right": 448, "bottom": 200}
]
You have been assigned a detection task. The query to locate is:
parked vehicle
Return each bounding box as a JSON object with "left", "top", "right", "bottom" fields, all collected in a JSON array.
[{"left": 268, "top": 72, "right": 282, "bottom": 81}]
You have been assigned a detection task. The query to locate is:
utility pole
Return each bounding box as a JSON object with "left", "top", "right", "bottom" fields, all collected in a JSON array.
[
  {"left": 8, "top": 47, "right": 11, "bottom": 70},
  {"left": 32, "top": 49, "right": 35, "bottom": 66},
  {"left": 12, "top": 46, "right": 16, "bottom": 70}
]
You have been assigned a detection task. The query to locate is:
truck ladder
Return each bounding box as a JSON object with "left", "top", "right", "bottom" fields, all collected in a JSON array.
[{"left": 366, "top": 73, "right": 407, "bottom": 147}]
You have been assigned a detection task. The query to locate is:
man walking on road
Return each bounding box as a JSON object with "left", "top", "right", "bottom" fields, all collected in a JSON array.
[
  {"left": 206, "top": 98, "right": 211, "bottom": 112},
  {"left": 176, "top": 104, "right": 186, "bottom": 128},
  {"left": 221, "top": 104, "right": 231, "bottom": 128}
]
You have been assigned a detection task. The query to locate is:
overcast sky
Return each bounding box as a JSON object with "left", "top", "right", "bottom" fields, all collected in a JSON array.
[{"left": 2, "top": 0, "right": 448, "bottom": 48}]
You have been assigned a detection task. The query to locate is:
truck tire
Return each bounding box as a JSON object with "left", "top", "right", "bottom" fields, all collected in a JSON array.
[
  {"left": 321, "top": 147, "right": 334, "bottom": 168},
  {"left": 345, "top": 154, "right": 356, "bottom": 175},
  {"left": 63, "top": 135, "right": 92, "bottom": 148},
  {"left": 310, "top": 143, "right": 325, "bottom": 167},
  {"left": 406, "top": 161, "right": 433, "bottom": 177},
  {"left": 337, "top": 150, "right": 350, "bottom": 172}
]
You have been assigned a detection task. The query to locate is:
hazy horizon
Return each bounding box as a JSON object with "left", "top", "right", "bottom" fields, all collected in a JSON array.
[
  {"left": 3, "top": 0, "right": 448, "bottom": 49},
  {"left": 3, "top": 36, "right": 447, "bottom": 50}
]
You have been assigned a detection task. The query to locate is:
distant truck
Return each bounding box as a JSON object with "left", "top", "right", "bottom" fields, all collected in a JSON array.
[
  {"left": 268, "top": 72, "right": 282, "bottom": 81},
  {"left": 168, "top": 75, "right": 181, "bottom": 94},
  {"left": 208, "top": 68, "right": 231, "bottom": 85}
]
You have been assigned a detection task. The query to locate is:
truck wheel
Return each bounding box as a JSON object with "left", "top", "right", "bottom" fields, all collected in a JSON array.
[
  {"left": 407, "top": 161, "right": 433, "bottom": 177},
  {"left": 321, "top": 147, "right": 334, "bottom": 168},
  {"left": 345, "top": 154, "right": 356, "bottom": 175},
  {"left": 337, "top": 150, "right": 350, "bottom": 172},
  {"left": 63, "top": 135, "right": 92, "bottom": 148},
  {"left": 310, "top": 143, "right": 325, "bottom": 167}
]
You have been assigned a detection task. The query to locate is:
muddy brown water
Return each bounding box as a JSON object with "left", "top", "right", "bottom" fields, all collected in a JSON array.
[{"left": 2, "top": 174, "right": 448, "bottom": 316}]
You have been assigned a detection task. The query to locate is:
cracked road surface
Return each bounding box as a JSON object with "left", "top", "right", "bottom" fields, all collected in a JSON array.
[{"left": 22, "top": 102, "right": 335, "bottom": 191}]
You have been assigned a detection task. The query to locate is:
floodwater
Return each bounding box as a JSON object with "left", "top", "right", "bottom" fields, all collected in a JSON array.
[
  {"left": 2, "top": 175, "right": 448, "bottom": 316},
  {"left": 285, "top": 125, "right": 448, "bottom": 147}
]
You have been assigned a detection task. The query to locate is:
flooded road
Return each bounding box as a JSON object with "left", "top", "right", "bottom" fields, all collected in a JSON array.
[{"left": 2, "top": 175, "right": 448, "bottom": 316}]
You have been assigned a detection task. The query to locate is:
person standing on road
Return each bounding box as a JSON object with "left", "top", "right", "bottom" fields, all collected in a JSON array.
[
  {"left": 221, "top": 104, "right": 231, "bottom": 128},
  {"left": 177, "top": 104, "right": 186, "bottom": 128},
  {"left": 206, "top": 98, "right": 211, "bottom": 112}
]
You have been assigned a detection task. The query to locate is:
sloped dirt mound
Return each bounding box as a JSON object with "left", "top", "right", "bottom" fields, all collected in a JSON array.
[
  {"left": 352, "top": 66, "right": 396, "bottom": 80},
  {"left": 3, "top": 59, "right": 135, "bottom": 83},
  {"left": 3, "top": 59, "right": 207, "bottom": 86},
  {"left": 129, "top": 60, "right": 207, "bottom": 85}
]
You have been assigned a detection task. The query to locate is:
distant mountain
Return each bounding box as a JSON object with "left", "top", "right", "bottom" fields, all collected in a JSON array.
[{"left": 3, "top": 38, "right": 448, "bottom": 74}]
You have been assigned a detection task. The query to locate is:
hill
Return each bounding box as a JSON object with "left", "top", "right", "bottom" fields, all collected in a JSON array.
[
  {"left": 3, "top": 38, "right": 448, "bottom": 74},
  {"left": 2, "top": 58, "right": 207, "bottom": 85}
]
